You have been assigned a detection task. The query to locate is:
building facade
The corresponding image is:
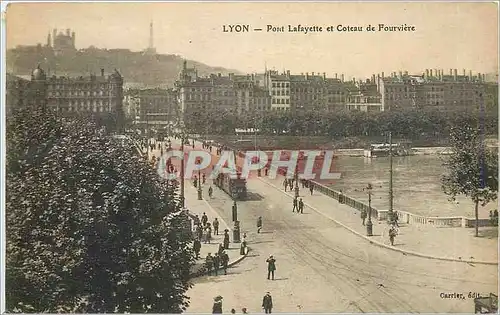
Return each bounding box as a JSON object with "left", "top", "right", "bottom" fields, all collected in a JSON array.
[
  {"left": 8, "top": 65, "right": 124, "bottom": 125},
  {"left": 377, "top": 69, "right": 488, "bottom": 111},
  {"left": 124, "top": 88, "right": 178, "bottom": 127}
]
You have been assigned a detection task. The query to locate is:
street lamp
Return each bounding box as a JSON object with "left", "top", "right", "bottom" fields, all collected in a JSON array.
[
  {"left": 294, "top": 163, "right": 299, "bottom": 198},
  {"left": 365, "top": 183, "right": 373, "bottom": 236},
  {"left": 232, "top": 200, "right": 241, "bottom": 243},
  {"left": 197, "top": 159, "right": 203, "bottom": 200},
  {"left": 388, "top": 131, "right": 394, "bottom": 225},
  {"left": 180, "top": 134, "right": 185, "bottom": 208}
]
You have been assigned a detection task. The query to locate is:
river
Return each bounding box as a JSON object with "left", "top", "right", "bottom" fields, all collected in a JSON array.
[{"left": 326, "top": 155, "right": 494, "bottom": 218}]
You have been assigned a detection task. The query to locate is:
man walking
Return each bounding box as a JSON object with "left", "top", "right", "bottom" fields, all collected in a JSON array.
[
  {"left": 220, "top": 250, "right": 229, "bottom": 275},
  {"left": 309, "top": 183, "right": 314, "bottom": 195},
  {"left": 298, "top": 198, "right": 304, "bottom": 214},
  {"left": 213, "top": 218, "right": 219, "bottom": 235},
  {"left": 206, "top": 253, "right": 214, "bottom": 275},
  {"left": 193, "top": 238, "right": 201, "bottom": 259},
  {"left": 361, "top": 209, "right": 367, "bottom": 226},
  {"left": 262, "top": 292, "right": 273, "bottom": 314},
  {"left": 208, "top": 186, "right": 213, "bottom": 198},
  {"left": 223, "top": 230, "right": 230, "bottom": 249},
  {"left": 213, "top": 253, "right": 220, "bottom": 276},
  {"left": 283, "top": 179, "right": 288, "bottom": 192},
  {"left": 266, "top": 255, "right": 276, "bottom": 280},
  {"left": 389, "top": 225, "right": 397, "bottom": 246},
  {"left": 201, "top": 212, "right": 208, "bottom": 226},
  {"left": 257, "top": 216, "right": 262, "bottom": 233},
  {"left": 292, "top": 197, "right": 298, "bottom": 213}
]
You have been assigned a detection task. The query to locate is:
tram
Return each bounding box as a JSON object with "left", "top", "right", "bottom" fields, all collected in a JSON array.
[{"left": 214, "top": 169, "right": 247, "bottom": 200}]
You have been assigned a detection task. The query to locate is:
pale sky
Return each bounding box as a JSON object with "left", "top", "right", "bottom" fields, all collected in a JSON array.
[{"left": 4, "top": 2, "right": 499, "bottom": 79}]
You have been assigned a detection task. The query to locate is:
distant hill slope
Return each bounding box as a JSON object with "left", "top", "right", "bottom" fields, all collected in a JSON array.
[{"left": 6, "top": 46, "right": 242, "bottom": 88}]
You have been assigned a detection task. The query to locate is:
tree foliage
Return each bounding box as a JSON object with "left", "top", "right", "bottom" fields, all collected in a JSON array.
[
  {"left": 441, "top": 122, "right": 498, "bottom": 234},
  {"left": 6, "top": 106, "right": 195, "bottom": 313},
  {"left": 183, "top": 107, "right": 498, "bottom": 139}
]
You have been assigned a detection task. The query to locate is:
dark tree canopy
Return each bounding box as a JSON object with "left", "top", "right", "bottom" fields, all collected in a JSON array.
[{"left": 6, "top": 106, "right": 195, "bottom": 313}]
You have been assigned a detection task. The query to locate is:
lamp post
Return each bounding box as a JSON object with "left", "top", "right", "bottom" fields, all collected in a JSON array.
[
  {"left": 232, "top": 200, "right": 240, "bottom": 243},
  {"left": 294, "top": 163, "right": 299, "bottom": 198},
  {"left": 180, "top": 134, "right": 185, "bottom": 208},
  {"left": 388, "top": 131, "right": 394, "bottom": 224},
  {"left": 197, "top": 159, "right": 202, "bottom": 200},
  {"left": 365, "top": 183, "right": 373, "bottom": 236}
]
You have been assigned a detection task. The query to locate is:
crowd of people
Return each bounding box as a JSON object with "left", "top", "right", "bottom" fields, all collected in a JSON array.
[{"left": 212, "top": 292, "right": 273, "bottom": 314}]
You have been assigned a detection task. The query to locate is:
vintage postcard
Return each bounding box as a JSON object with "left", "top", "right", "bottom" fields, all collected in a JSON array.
[{"left": 1, "top": 1, "right": 498, "bottom": 314}]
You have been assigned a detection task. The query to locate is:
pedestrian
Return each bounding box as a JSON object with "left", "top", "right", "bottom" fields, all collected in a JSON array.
[
  {"left": 207, "top": 224, "right": 212, "bottom": 244},
  {"left": 361, "top": 209, "right": 367, "bottom": 226},
  {"left": 241, "top": 308, "right": 248, "bottom": 314},
  {"left": 193, "top": 238, "right": 201, "bottom": 259},
  {"left": 262, "top": 292, "right": 273, "bottom": 314},
  {"left": 283, "top": 179, "right": 288, "bottom": 192},
  {"left": 242, "top": 232, "right": 247, "bottom": 243},
  {"left": 264, "top": 167, "right": 269, "bottom": 176},
  {"left": 208, "top": 186, "right": 214, "bottom": 198},
  {"left": 266, "top": 255, "right": 276, "bottom": 280},
  {"left": 240, "top": 240, "right": 247, "bottom": 255},
  {"left": 213, "top": 218, "right": 219, "bottom": 235},
  {"left": 202, "top": 212, "right": 208, "bottom": 226},
  {"left": 213, "top": 253, "right": 220, "bottom": 276},
  {"left": 309, "top": 183, "right": 314, "bottom": 195},
  {"left": 220, "top": 250, "right": 229, "bottom": 275},
  {"left": 230, "top": 309, "right": 236, "bottom": 314},
  {"left": 202, "top": 173, "right": 206, "bottom": 184},
  {"left": 393, "top": 211, "right": 400, "bottom": 227},
  {"left": 292, "top": 197, "right": 298, "bottom": 213},
  {"left": 197, "top": 225, "right": 203, "bottom": 240},
  {"left": 389, "top": 225, "right": 397, "bottom": 246},
  {"left": 223, "top": 230, "right": 230, "bottom": 249},
  {"left": 298, "top": 198, "right": 304, "bottom": 214},
  {"left": 257, "top": 216, "right": 262, "bottom": 234},
  {"left": 206, "top": 253, "right": 214, "bottom": 275},
  {"left": 212, "top": 296, "right": 223, "bottom": 314}
]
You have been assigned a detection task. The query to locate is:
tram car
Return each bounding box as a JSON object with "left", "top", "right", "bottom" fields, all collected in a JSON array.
[{"left": 215, "top": 170, "right": 247, "bottom": 200}]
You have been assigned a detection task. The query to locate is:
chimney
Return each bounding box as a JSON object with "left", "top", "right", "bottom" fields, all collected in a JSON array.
[
  {"left": 449, "top": 69, "right": 453, "bottom": 76},
  {"left": 482, "top": 74, "right": 486, "bottom": 82},
  {"left": 323, "top": 72, "right": 326, "bottom": 79},
  {"left": 372, "top": 74, "right": 376, "bottom": 83},
  {"left": 306, "top": 72, "right": 309, "bottom": 79},
  {"left": 66, "top": 28, "right": 70, "bottom": 36},
  {"left": 71, "top": 32, "right": 76, "bottom": 47},
  {"left": 463, "top": 69, "right": 466, "bottom": 76},
  {"left": 469, "top": 70, "right": 472, "bottom": 81},
  {"left": 101, "top": 68, "right": 104, "bottom": 77},
  {"left": 312, "top": 72, "right": 315, "bottom": 76},
  {"left": 430, "top": 69, "right": 433, "bottom": 77},
  {"left": 477, "top": 72, "right": 481, "bottom": 82},
  {"left": 425, "top": 69, "right": 429, "bottom": 79},
  {"left": 335, "top": 73, "right": 338, "bottom": 79},
  {"left": 404, "top": 71, "right": 408, "bottom": 76},
  {"left": 287, "top": 70, "right": 290, "bottom": 76},
  {"left": 53, "top": 29, "right": 57, "bottom": 41},
  {"left": 399, "top": 71, "right": 403, "bottom": 78},
  {"left": 454, "top": 69, "right": 458, "bottom": 81},
  {"left": 381, "top": 72, "right": 384, "bottom": 78}
]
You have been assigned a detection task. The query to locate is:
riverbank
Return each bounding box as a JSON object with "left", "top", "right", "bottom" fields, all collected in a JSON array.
[{"left": 333, "top": 147, "right": 454, "bottom": 157}]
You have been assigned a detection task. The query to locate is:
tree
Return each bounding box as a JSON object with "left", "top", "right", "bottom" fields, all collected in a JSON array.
[
  {"left": 441, "top": 123, "right": 498, "bottom": 236},
  {"left": 6, "top": 106, "right": 195, "bottom": 312}
]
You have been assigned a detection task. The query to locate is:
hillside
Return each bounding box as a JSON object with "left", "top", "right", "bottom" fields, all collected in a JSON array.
[{"left": 6, "top": 46, "right": 242, "bottom": 88}]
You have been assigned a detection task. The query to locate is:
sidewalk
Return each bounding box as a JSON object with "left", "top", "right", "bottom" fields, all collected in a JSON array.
[
  {"left": 147, "top": 143, "right": 248, "bottom": 277},
  {"left": 258, "top": 175, "right": 498, "bottom": 264}
]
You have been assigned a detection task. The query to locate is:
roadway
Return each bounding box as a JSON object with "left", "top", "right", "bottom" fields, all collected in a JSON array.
[{"left": 164, "top": 137, "right": 497, "bottom": 313}]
